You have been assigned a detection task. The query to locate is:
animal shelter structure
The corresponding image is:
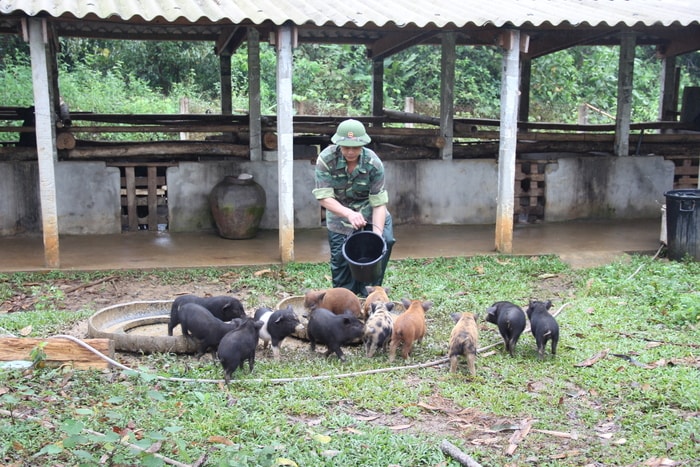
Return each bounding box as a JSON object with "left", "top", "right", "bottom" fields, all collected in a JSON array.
[{"left": 1, "top": 1, "right": 699, "bottom": 268}]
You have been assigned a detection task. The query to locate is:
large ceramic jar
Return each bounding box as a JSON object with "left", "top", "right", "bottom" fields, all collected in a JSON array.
[{"left": 209, "top": 173, "right": 266, "bottom": 239}]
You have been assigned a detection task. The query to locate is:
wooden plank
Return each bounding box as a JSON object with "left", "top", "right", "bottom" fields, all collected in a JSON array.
[
  {"left": 125, "top": 166, "right": 138, "bottom": 231},
  {"left": 148, "top": 166, "right": 158, "bottom": 231},
  {"left": 0, "top": 337, "right": 114, "bottom": 370}
]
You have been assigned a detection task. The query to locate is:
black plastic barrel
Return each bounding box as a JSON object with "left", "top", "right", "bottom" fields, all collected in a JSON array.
[
  {"left": 664, "top": 189, "right": 700, "bottom": 261},
  {"left": 342, "top": 228, "right": 387, "bottom": 283}
]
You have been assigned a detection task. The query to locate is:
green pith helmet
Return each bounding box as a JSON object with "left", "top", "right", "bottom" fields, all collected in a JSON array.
[{"left": 331, "top": 119, "right": 372, "bottom": 147}]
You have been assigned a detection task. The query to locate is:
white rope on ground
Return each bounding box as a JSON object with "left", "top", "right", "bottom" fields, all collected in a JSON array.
[
  {"left": 48, "top": 301, "right": 569, "bottom": 385},
  {"left": 623, "top": 242, "right": 665, "bottom": 282}
]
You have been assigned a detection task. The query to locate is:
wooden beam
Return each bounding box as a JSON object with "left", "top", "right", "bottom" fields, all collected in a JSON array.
[
  {"left": 440, "top": 31, "right": 455, "bottom": 160},
  {"left": 248, "top": 28, "right": 263, "bottom": 162},
  {"left": 371, "top": 58, "right": 384, "bottom": 117},
  {"left": 615, "top": 32, "right": 636, "bottom": 156},
  {"left": 0, "top": 337, "right": 115, "bottom": 370},
  {"left": 369, "top": 31, "right": 438, "bottom": 60}
]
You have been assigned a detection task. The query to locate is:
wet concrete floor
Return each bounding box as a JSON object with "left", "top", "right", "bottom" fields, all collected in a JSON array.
[{"left": 0, "top": 218, "right": 664, "bottom": 273}]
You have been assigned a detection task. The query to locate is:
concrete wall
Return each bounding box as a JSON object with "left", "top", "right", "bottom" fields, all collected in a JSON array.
[
  {"left": 0, "top": 162, "right": 40, "bottom": 235},
  {"left": 167, "top": 159, "right": 320, "bottom": 232},
  {"left": 545, "top": 156, "right": 674, "bottom": 221},
  {"left": 0, "top": 161, "right": 121, "bottom": 235},
  {"left": 0, "top": 155, "right": 675, "bottom": 236}
]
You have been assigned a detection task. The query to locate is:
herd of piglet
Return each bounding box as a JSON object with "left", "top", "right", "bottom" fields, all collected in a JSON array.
[{"left": 167, "top": 287, "right": 559, "bottom": 384}]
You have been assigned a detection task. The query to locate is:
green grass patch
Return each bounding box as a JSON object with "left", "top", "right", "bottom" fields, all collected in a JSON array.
[{"left": 0, "top": 255, "right": 698, "bottom": 466}]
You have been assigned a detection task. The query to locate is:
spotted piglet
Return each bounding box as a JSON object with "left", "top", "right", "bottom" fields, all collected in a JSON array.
[
  {"left": 526, "top": 299, "right": 559, "bottom": 359},
  {"left": 389, "top": 298, "right": 432, "bottom": 362},
  {"left": 363, "top": 301, "right": 395, "bottom": 357},
  {"left": 254, "top": 305, "right": 301, "bottom": 360},
  {"left": 304, "top": 288, "right": 363, "bottom": 320},
  {"left": 448, "top": 312, "right": 479, "bottom": 376}
]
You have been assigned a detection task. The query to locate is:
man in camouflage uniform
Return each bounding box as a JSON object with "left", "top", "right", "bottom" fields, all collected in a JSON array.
[{"left": 313, "top": 119, "right": 395, "bottom": 295}]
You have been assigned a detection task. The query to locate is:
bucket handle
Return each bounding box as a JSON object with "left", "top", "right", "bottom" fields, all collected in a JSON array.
[
  {"left": 680, "top": 200, "right": 695, "bottom": 212},
  {"left": 344, "top": 222, "right": 376, "bottom": 238}
]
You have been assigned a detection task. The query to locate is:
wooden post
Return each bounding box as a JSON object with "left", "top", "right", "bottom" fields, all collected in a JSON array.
[
  {"left": 147, "top": 166, "right": 158, "bottom": 231},
  {"left": 519, "top": 56, "right": 532, "bottom": 127},
  {"left": 372, "top": 58, "right": 384, "bottom": 117},
  {"left": 659, "top": 54, "right": 678, "bottom": 123},
  {"left": 179, "top": 97, "right": 189, "bottom": 140},
  {"left": 125, "top": 166, "right": 138, "bottom": 231},
  {"left": 248, "top": 28, "right": 263, "bottom": 162},
  {"left": 495, "top": 29, "right": 520, "bottom": 254},
  {"left": 404, "top": 97, "right": 415, "bottom": 127},
  {"left": 614, "top": 31, "right": 636, "bottom": 156},
  {"left": 27, "top": 18, "right": 60, "bottom": 268},
  {"left": 276, "top": 23, "right": 295, "bottom": 263},
  {"left": 220, "top": 54, "right": 232, "bottom": 115},
  {"left": 439, "top": 31, "right": 455, "bottom": 160}
]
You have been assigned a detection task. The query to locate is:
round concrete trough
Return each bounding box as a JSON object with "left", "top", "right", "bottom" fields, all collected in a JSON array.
[{"left": 87, "top": 300, "right": 199, "bottom": 354}]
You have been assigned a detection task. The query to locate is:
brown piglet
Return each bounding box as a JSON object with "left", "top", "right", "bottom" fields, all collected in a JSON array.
[
  {"left": 362, "top": 285, "right": 391, "bottom": 318},
  {"left": 448, "top": 312, "right": 479, "bottom": 376},
  {"left": 389, "top": 298, "right": 432, "bottom": 362},
  {"left": 304, "top": 288, "right": 363, "bottom": 320}
]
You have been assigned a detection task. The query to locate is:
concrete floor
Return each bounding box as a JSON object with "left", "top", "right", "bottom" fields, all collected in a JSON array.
[{"left": 0, "top": 218, "right": 665, "bottom": 273}]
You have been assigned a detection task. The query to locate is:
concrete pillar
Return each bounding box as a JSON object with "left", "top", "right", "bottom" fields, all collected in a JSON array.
[
  {"left": 28, "top": 18, "right": 60, "bottom": 268},
  {"left": 495, "top": 29, "right": 521, "bottom": 254},
  {"left": 276, "top": 23, "right": 295, "bottom": 263}
]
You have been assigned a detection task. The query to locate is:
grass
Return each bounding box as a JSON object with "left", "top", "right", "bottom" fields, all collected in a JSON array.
[{"left": 0, "top": 254, "right": 699, "bottom": 466}]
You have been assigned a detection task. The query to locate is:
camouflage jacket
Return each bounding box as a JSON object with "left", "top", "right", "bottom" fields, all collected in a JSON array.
[{"left": 313, "top": 145, "right": 389, "bottom": 235}]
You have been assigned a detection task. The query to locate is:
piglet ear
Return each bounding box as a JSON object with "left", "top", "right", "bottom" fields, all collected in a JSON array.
[
  {"left": 385, "top": 302, "right": 395, "bottom": 312},
  {"left": 450, "top": 312, "right": 462, "bottom": 323},
  {"left": 365, "top": 286, "right": 374, "bottom": 295},
  {"left": 401, "top": 298, "right": 411, "bottom": 308},
  {"left": 422, "top": 301, "right": 433, "bottom": 312}
]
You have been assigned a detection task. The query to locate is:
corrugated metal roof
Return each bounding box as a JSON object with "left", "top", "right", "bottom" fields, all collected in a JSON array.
[{"left": 1, "top": 0, "right": 699, "bottom": 29}]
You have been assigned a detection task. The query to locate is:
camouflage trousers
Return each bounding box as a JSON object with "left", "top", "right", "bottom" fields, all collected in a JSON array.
[{"left": 327, "top": 214, "right": 395, "bottom": 296}]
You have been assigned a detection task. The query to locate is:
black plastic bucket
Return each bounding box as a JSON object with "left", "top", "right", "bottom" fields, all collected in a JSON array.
[
  {"left": 342, "top": 226, "right": 387, "bottom": 283},
  {"left": 664, "top": 189, "right": 700, "bottom": 261}
]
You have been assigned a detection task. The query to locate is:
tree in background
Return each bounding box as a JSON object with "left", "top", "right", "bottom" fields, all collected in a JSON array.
[{"left": 1, "top": 35, "right": 699, "bottom": 124}]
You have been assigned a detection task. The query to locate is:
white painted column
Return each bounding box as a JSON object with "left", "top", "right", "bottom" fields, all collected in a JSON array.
[
  {"left": 28, "top": 18, "right": 60, "bottom": 268},
  {"left": 495, "top": 29, "right": 521, "bottom": 254},
  {"left": 614, "top": 31, "right": 636, "bottom": 156},
  {"left": 276, "top": 23, "right": 295, "bottom": 263},
  {"left": 439, "top": 31, "right": 455, "bottom": 160},
  {"left": 248, "top": 28, "right": 262, "bottom": 162}
]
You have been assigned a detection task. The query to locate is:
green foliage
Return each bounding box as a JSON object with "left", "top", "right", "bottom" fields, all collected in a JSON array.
[{"left": 3, "top": 32, "right": 700, "bottom": 126}]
